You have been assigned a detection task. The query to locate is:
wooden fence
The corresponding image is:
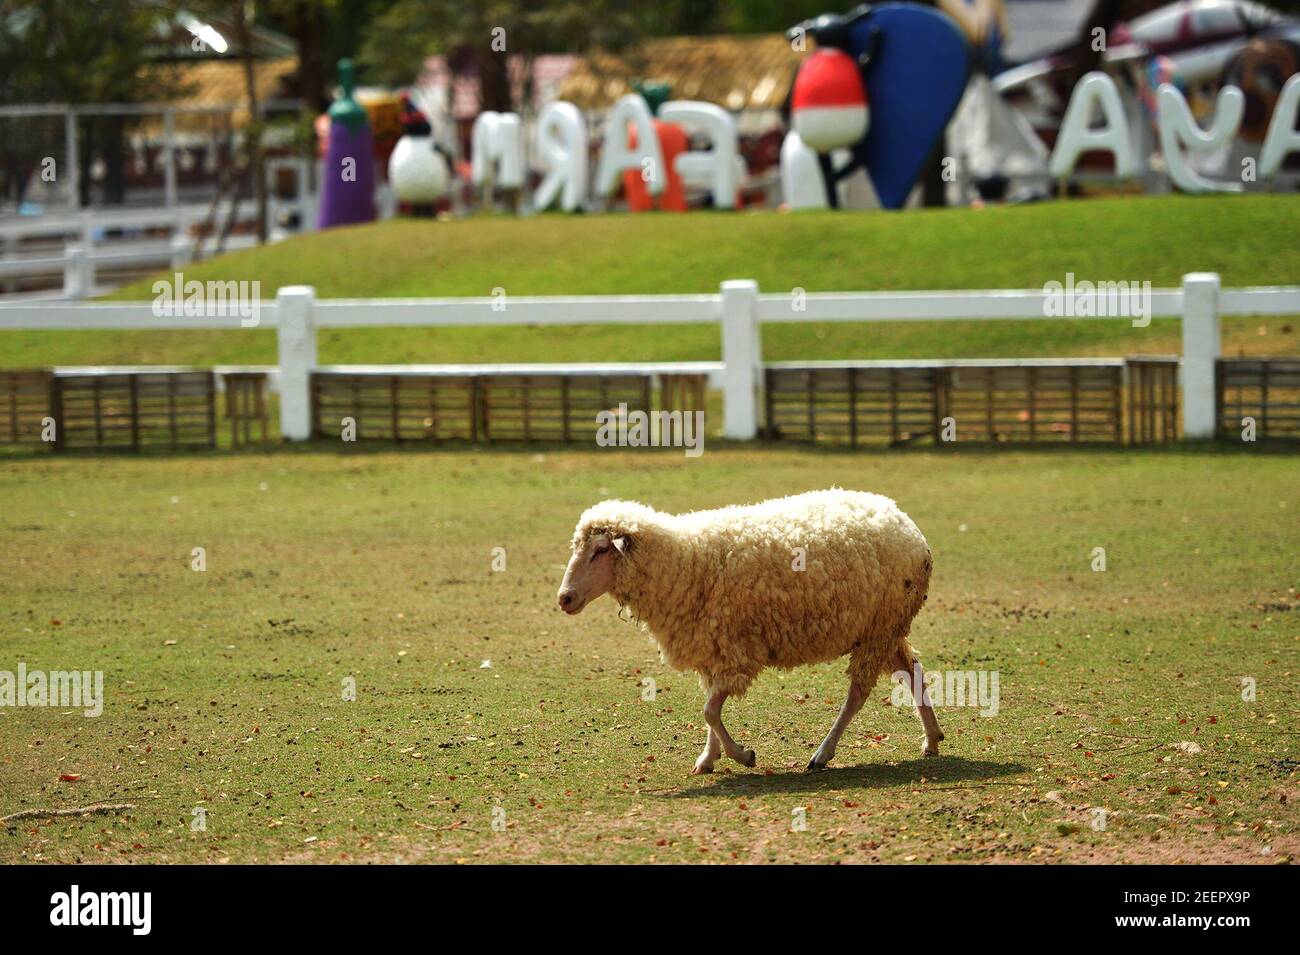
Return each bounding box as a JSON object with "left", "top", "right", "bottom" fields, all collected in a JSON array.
[
  {"left": 52, "top": 371, "right": 217, "bottom": 451},
  {"left": 1127, "top": 357, "right": 1180, "bottom": 445},
  {"left": 765, "top": 358, "right": 1182, "bottom": 446},
  {"left": 766, "top": 364, "right": 939, "bottom": 445},
  {"left": 225, "top": 372, "right": 271, "bottom": 448},
  {"left": 0, "top": 369, "right": 55, "bottom": 444},
  {"left": 5, "top": 355, "right": 1299, "bottom": 453},
  {"left": 1216, "top": 358, "right": 1300, "bottom": 441},
  {"left": 311, "top": 370, "right": 706, "bottom": 444},
  {"left": 939, "top": 362, "right": 1124, "bottom": 444}
]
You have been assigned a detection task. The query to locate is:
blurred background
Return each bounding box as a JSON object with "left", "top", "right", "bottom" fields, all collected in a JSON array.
[{"left": 2, "top": 0, "right": 1299, "bottom": 296}]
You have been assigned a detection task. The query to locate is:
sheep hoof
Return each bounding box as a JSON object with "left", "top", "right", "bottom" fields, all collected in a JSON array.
[
  {"left": 691, "top": 762, "right": 714, "bottom": 775},
  {"left": 921, "top": 736, "right": 941, "bottom": 757},
  {"left": 806, "top": 757, "right": 827, "bottom": 772},
  {"left": 738, "top": 748, "right": 757, "bottom": 768}
]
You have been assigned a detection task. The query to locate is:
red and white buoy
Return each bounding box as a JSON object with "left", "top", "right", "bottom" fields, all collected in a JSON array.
[{"left": 791, "top": 48, "right": 869, "bottom": 153}]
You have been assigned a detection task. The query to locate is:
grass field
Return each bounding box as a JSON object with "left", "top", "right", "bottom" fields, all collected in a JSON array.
[
  {"left": 2, "top": 195, "right": 1297, "bottom": 369},
  {"left": 2, "top": 445, "right": 1296, "bottom": 864}
]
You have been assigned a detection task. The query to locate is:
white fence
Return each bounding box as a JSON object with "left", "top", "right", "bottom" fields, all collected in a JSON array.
[
  {"left": 0, "top": 100, "right": 304, "bottom": 214},
  {"left": 0, "top": 158, "right": 317, "bottom": 299},
  {"left": 1, "top": 273, "right": 1297, "bottom": 442},
  {"left": 0, "top": 205, "right": 270, "bottom": 298}
]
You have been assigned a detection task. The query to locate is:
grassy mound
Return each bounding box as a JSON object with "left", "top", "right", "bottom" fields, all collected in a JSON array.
[{"left": 106, "top": 194, "right": 1300, "bottom": 298}]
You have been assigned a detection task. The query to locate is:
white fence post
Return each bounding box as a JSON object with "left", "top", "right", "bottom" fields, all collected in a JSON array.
[
  {"left": 276, "top": 285, "right": 317, "bottom": 441},
  {"left": 1181, "top": 272, "right": 1220, "bottom": 439},
  {"left": 63, "top": 244, "right": 90, "bottom": 298},
  {"left": 162, "top": 108, "right": 178, "bottom": 210},
  {"left": 64, "top": 109, "right": 79, "bottom": 213},
  {"left": 170, "top": 233, "right": 191, "bottom": 269},
  {"left": 720, "top": 279, "right": 761, "bottom": 440}
]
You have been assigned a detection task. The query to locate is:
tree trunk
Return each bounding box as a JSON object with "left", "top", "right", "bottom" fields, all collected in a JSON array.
[
  {"left": 104, "top": 116, "right": 126, "bottom": 206},
  {"left": 236, "top": 1, "right": 268, "bottom": 242},
  {"left": 79, "top": 122, "right": 94, "bottom": 208},
  {"left": 291, "top": 0, "right": 328, "bottom": 112},
  {"left": 478, "top": 49, "right": 512, "bottom": 113}
]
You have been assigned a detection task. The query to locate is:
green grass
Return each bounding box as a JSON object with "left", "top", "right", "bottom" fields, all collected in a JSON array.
[
  {"left": 1, "top": 446, "right": 1295, "bottom": 863},
  {"left": 1, "top": 195, "right": 1297, "bottom": 369},
  {"left": 105, "top": 195, "right": 1300, "bottom": 298}
]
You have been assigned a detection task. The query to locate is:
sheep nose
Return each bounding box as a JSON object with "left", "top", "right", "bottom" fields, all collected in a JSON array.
[{"left": 558, "top": 591, "right": 575, "bottom": 610}]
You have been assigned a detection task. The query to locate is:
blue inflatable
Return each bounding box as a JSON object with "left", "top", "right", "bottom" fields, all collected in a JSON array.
[{"left": 790, "top": 4, "right": 971, "bottom": 209}]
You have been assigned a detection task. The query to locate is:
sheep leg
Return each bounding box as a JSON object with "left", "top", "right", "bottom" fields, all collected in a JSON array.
[
  {"left": 893, "top": 654, "right": 945, "bottom": 757},
  {"left": 701, "top": 690, "right": 756, "bottom": 769},
  {"left": 807, "top": 682, "right": 866, "bottom": 771},
  {"left": 692, "top": 726, "right": 722, "bottom": 775}
]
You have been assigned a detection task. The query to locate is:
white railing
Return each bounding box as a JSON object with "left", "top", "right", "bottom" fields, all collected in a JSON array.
[
  {"left": 1, "top": 274, "right": 1298, "bottom": 442},
  {"left": 311, "top": 294, "right": 722, "bottom": 327},
  {"left": 0, "top": 238, "right": 230, "bottom": 299},
  {"left": 0, "top": 204, "right": 274, "bottom": 298},
  {"left": 0, "top": 172, "right": 315, "bottom": 299}
]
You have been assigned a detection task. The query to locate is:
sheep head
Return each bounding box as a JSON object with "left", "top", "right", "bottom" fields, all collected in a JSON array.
[
  {"left": 558, "top": 500, "right": 660, "bottom": 615},
  {"left": 557, "top": 527, "right": 631, "bottom": 615}
]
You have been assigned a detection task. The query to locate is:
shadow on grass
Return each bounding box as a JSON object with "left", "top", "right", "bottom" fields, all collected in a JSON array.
[{"left": 663, "top": 755, "right": 1028, "bottom": 799}]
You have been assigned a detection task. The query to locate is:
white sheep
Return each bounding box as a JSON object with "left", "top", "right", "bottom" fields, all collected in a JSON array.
[{"left": 556, "top": 488, "right": 944, "bottom": 774}]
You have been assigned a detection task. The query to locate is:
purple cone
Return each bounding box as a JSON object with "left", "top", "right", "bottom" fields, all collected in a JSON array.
[{"left": 317, "top": 122, "right": 376, "bottom": 228}]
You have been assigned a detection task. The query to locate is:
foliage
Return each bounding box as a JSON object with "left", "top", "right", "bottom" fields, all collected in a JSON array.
[{"left": 0, "top": 1, "right": 192, "bottom": 205}]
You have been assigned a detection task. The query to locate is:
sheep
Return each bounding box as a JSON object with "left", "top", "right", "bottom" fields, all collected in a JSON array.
[{"left": 556, "top": 488, "right": 944, "bottom": 774}]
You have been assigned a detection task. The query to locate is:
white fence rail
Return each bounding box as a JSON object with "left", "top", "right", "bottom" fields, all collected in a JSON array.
[
  {"left": 0, "top": 204, "right": 273, "bottom": 298},
  {"left": 0, "top": 181, "right": 314, "bottom": 298},
  {"left": 311, "top": 294, "right": 722, "bottom": 327},
  {"left": 1, "top": 273, "right": 1298, "bottom": 442}
]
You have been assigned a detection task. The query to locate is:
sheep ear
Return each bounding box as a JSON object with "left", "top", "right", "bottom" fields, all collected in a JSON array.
[{"left": 612, "top": 536, "right": 631, "bottom": 556}]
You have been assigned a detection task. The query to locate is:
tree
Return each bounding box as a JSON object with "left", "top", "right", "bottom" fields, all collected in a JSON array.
[
  {"left": 356, "top": 0, "right": 645, "bottom": 113},
  {"left": 0, "top": 0, "right": 190, "bottom": 207},
  {"left": 233, "top": 1, "right": 270, "bottom": 242},
  {"left": 257, "top": 0, "right": 366, "bottom": 113}
]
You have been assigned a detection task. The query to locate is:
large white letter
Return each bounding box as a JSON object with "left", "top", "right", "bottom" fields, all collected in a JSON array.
[
  {"left": 779, "top": 130, "right": 828, "bottom": 209},
  {"left": 1048, "top": 72, "right": 1138, "bottom": 179},
  {"left": 660, "top": 100, "right": 739, "bottom": 209},
  {"left": 1158, "top": 83, "right": 1244, "bottom": 193},
  {"left": 471, "top": 111, "right": 524, "bottom": 190},
  {"left": 1260, "top": 74, "right": 1300, "bottom": 179},
  {"left": 533, "top": 101, "right": 587, "bottom": 212},
  {"left": 595, "top": 94, "right": 663, "bottom": 197}
]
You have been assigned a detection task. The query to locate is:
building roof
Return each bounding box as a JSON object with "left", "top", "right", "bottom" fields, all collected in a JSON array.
[
  {"left": 137, "top": 56, "right": 299, "bottom": 136},
  {"left": 556, "top": 33, "right": 801, "bottom": 112}
]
